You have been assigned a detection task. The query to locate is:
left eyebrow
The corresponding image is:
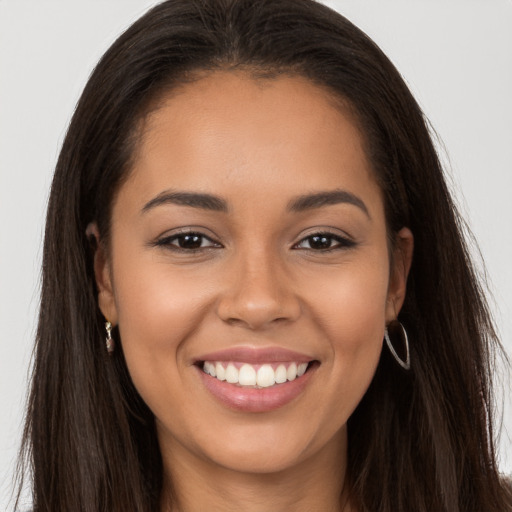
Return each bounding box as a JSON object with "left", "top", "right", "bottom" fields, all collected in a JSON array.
[
  {"left": 287, "top": 189, "right": 370, "bottom": 218},
  {"left": 141, "top": 190, "right": 228, "bottom": 214}
]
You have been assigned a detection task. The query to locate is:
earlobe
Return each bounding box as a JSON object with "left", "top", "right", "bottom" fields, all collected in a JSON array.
[
  {"left": 386, "top": 227, "right": 414, "bottom": 322},
  {"left": 86, "top": 222, "right": 118, "bottom": 325}
]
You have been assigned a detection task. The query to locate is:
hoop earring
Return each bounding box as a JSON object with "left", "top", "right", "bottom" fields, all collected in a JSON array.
[
  {"left": 384, "top": 321, "right": 410, "bottom": 370},
  {"left": 105, "top": 321, "right": 115, "bottom": 355}
]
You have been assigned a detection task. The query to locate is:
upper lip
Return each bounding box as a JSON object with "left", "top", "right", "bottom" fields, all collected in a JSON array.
[{"left": 195, "top": 346, "right": 315, "bottom": 364}]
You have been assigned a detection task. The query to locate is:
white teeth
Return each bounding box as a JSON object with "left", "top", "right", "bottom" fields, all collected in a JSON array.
[
  {"left": 275, "top": 364, "right": 287, "bottom": 384},
  {"left": 287, "top": 362, "right": 297, "bottom": 381},
  {"left": 215, "top": 362, "right": 226, "bottom": 381},
  {"left": 203, "top": 360, "right": 310, "bottom": 388},
  {"left": 256, "top": 364, "right": 275, "bottom": 387},
  {"left": 238, "top": 364, "right": 257, "bottom": 386},
  {"left": 225, "top": 363, "right": 239, "bottom": 384},
  {"left": 204, "top": 361, "right": 216, "bottom": 377}
]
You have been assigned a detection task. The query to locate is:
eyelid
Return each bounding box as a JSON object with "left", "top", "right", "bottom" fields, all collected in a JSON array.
[
  {"left": 150, "top": 226, "right": 355, "bottom": 252},
  {"left": 292, "top": 229, "right": 356, "bottom": 251},
  {"left": 152, "top": 227, "right": 223, "bottom": 250}
]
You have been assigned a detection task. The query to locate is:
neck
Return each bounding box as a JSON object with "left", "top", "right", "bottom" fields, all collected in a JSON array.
[{"left": 159, "top": 428, "right": 354, "bottom": 512}]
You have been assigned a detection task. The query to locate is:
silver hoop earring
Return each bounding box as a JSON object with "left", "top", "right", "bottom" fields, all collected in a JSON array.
[
  {"left": 384, "top": 321, "right": 410, "bottom": 370},
  {"left": 105, "top": 321, "right": 115, "bottom": 355}
]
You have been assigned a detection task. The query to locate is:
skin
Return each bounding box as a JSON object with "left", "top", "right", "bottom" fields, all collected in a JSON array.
[{"left": 91, "top": 71, "right": 413, "bottom": 512}]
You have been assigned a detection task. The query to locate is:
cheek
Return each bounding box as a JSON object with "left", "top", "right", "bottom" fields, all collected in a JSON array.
[
  {"left": 307, "top": 258, "right": 389, "bottom": 340},
  {"left": 111, "top": 252, "right": 214, "bottom": 399},
  {"left": 304, "top": 258, "right": 388, "bottom": 396}
]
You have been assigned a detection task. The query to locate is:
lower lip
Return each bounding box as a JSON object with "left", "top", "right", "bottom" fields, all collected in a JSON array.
[{"left": 196, "top": 364, "right": 316, "bottom": 413}]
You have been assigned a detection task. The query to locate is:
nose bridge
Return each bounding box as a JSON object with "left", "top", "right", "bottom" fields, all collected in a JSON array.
[
  {"left": 242, "top": 247, "right": 279, "bottom": 301},
  {"left": 216, "top": 241, "right": 300, "bottom": 329}
]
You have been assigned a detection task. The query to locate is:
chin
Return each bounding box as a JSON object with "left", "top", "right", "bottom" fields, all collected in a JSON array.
[
  {"left": 195, "top": 420, "right": 345, "bottom": 476},
  {"left": 207, "top": 444, "right": 309, "bottom": 475}
]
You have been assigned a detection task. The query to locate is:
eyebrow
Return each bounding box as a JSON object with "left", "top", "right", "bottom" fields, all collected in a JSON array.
[
  {"left": 141, "top": 188, "right": 369, "bottom": 217},
  {"left": 287, "top": 189, "right": 370, "bottom": 217},
  {"left": 141, "top": 190, "right": 228, "bottom": 213}
]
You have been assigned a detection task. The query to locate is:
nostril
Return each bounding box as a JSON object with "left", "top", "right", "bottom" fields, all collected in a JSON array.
[
  {"left": 216, "top": 275, "right": 301, "bottom": 329},
  {"left": 217, "top": 304, "right": 300, "bottom": 330}
]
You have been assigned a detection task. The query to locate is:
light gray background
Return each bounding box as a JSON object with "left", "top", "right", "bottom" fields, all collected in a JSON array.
[{"left": 1, "top": 1, "right": 511, "bottom": 509}]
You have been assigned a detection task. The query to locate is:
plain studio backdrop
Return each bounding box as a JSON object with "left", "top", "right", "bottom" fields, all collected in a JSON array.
[{"left": 1, "top": 1, "right": 511, "bottom": 508}]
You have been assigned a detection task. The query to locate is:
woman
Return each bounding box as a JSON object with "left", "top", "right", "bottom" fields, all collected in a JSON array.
[{"left": 14, "top": 0, "right": 512, "bottom": 510}]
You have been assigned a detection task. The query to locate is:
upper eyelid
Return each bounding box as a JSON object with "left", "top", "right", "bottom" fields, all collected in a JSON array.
[
  {"left": 153, "top": 227, "right": 354, "bottom": 247},
  {"left": 161, "top": 232, "right": 220, "bottom": 245},
  {"left": 294, "top": 233, "right": 351, "bottom": 246},
  {"left": 294, "top": 227, "right": 354, "bottom": 242},
  {"left": 156, "top": 226, "right": 220, "bottom": 240},
  {"left": 151, "top": 229, "right": 223, "bottom": 251}
]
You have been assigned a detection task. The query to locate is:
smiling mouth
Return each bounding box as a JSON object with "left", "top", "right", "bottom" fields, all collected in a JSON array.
[{"left": 199, "top": 360, "right": 315, "bottom": 389}]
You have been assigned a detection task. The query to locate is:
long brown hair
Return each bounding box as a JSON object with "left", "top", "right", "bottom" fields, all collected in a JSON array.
[{"left": 16, "top": 0, "right": 512, "bottom": 510}]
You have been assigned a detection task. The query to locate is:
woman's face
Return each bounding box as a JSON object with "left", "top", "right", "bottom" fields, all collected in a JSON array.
[{"left": 95, "top": 72, "right": 412, "bottom": 476}]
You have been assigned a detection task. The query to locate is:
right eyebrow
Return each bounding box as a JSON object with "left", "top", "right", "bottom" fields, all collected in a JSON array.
[
  {"left": 141, "top": 190, "right": 228, "bottom": 214},
  {"left": 287, "top": 189, "right": 370, "bottom": 218}
]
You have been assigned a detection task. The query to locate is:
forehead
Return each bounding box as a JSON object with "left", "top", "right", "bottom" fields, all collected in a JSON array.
[{"left": 120, "top": 71, "right": 381, "bottom": 214}]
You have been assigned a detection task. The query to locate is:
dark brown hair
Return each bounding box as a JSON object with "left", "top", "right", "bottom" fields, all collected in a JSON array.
[{"left": 16, "top": 0, "right": 512, "bottom": 511}]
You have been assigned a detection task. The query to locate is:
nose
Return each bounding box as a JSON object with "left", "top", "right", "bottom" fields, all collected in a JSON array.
[{"left": 216, "top": 249, "right": 301, "bottom": 330}]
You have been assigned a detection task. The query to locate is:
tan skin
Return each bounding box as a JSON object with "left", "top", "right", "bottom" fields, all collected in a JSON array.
[{"left": 90, "top": 72, "right": 413, "bottom": 512}]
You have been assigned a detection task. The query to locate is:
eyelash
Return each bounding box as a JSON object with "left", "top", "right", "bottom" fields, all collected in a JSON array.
[
  {"left": 154, "top": 230, "right": 355, "bottom": 253},
  {"left": 293, "top": 232, "right": 356, "bottom": 252},
  {"left": 154, "top": 231, "right": 222, "bottom": 252}
]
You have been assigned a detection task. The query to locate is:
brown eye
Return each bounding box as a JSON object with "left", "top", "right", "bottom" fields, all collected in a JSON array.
[
  {"left": 176, "top": 234, "right": 204, "bottom": 249},
  {"left": 294, "top": 233, "right": 355, "bottom": 251},
  {"left": 156, "top": 232, "right": 221, "bottom": 251},
  {"left": 307, "top": 235, "right": 334, "bottom": 250}
]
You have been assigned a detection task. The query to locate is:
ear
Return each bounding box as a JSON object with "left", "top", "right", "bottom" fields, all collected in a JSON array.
[
  {"left": 385, "top": 227, "right": 414, "bottom": 323},
  {"left": 86, "top": 222, "right": 118, "bottom": 325}
]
